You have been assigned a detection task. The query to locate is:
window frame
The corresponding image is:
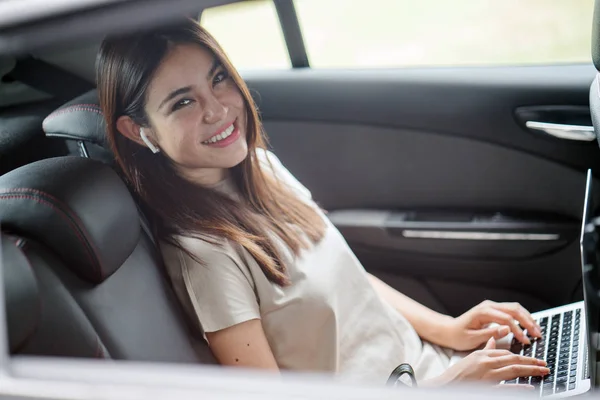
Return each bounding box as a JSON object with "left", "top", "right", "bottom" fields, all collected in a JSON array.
[
  {"left": 272, "top": 0, "right": 309, "bottom": 68},
  {"left": 200, "top": 0, "right": 309, "bottom": 68},
  {"left": 202, "top": 0, "right": 593, "bottom": 70}
]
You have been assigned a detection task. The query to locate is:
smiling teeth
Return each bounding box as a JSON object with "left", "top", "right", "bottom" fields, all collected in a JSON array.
[{"left": 203, "top": 124, "right": 235, "bottom": 144}]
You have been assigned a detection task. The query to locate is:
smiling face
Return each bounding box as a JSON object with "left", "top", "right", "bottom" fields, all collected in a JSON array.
[{"left": 142, "top": 43, "right": 248, "bottom": 185}]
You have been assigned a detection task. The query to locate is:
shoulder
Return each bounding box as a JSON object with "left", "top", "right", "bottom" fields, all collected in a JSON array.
[
  {"left": 256, "top": 148, "right": 312, "bottom": 200},
  {"left": 160, "top": 236, "right": 251, "bottom": 280},
  {"left": 159, "top": 237, "right": 261, "bottom": 335},
  {"left": 160, "top": 234, "right": 223, "bottom": 262},
  {"left": 255, "top": 148, "right": 283, "bottom": 177}
]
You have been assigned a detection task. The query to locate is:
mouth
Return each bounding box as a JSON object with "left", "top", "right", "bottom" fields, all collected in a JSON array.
[{"left": 202, "top": 121, "right": 238, "bottom": 146}]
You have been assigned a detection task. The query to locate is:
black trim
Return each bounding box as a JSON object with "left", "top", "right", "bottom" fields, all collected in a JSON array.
[
  {"left": 273, "top": 0, "right": 309, "bottom": 68},
  {"left": 387, "top": 363, "right": 417, "bottom": 388},
  {"left": 0, "top": 0, "right": 226, "bottom": 56}
]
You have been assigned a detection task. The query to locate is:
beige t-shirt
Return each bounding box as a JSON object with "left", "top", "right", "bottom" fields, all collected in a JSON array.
[{"left": 160, "top": 149, "right": 454, "bottom": 384}]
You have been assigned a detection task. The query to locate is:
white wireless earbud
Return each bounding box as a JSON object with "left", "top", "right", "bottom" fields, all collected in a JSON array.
[{"left": 140, "top": 128, "right": 160, "bottom": 154}]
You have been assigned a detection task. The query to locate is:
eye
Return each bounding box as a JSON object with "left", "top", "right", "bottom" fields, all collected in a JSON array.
[
  {"left": 213, "top": 69, "right": 229, "bottom": 86},
  {"left": 171, "top": 98, "right": 194, "bottom": 112}
]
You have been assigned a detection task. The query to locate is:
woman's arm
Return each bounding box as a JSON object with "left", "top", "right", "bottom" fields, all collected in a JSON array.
[
  {"left": 206, "top": 319, "right": 280, "bottom": 371},
  {"left": 367, "top": 273, "right": 451, "bottom": 345},
  {"left": 368, "top": 273, "right": 541, "bottom": 351}
]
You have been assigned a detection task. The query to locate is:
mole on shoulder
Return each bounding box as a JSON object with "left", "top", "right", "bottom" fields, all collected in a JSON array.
[
  {"left": 247, "top": 343, "right": 250, "bottom": 347},
  {"left": 235, "top": 358, "right": 239, "bottom": 362}
]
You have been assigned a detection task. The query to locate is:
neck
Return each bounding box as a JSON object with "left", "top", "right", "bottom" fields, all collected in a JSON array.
[{"left": 179, "top": 166, "right": 230, "bottom": 187}]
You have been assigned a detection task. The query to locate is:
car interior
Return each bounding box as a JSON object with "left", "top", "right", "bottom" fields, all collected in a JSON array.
[{"left": 2, "top": 0, "right": 600, "bottom": 374}]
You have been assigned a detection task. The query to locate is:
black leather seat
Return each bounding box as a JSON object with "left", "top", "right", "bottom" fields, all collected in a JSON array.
[
  {"left": 42, "top": 89, "right": 114, "bottom": 164},
  {"left": 0, "top": 156, "right": 215, "bottom": 364},
  {"left": 0, "top": 101, "right": 69, "bottom": 175},
  {"left": 43, "top": 89, "right": 159, "bottom": 242},
  {"left": 3, "top": 231, "right": 108, "bottom": 358},
  {"left": 0, "top": 57, "right": 67, "bottom": 175}
]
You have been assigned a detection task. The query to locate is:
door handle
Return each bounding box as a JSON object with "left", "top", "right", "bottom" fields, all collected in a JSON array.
[{"left": 525, "top": 121, "right": 596, "bottom": 142}]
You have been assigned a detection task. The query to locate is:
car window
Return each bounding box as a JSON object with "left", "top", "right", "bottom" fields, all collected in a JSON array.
[
  {"left": 202, "top": 0, "right": 593, "bottom": 69},
  {"left": 200, "top": 0, "right": 290, "bottom": 70},
  {"left": 297, "top": 0, "right": 595, "bottom": 68}
]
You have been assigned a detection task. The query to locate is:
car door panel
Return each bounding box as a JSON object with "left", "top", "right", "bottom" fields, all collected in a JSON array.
[
  {"left": 376, "top": 271, "right": 553, "bottom": 317},
  {"left": 248, "top": 65, "right": 599, "bottom": 170},
  {"left": 261, "top": 121, "right": 593, "bottom": 217},
  {"left": 246, "top": 65, "right": 600, "bottom": 315}
]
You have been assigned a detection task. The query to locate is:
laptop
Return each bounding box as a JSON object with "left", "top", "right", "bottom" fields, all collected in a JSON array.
[{"left": 496, "top": 169, "right": 598, "bottom": 397}]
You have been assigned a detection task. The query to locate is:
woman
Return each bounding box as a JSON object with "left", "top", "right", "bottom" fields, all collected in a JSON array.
[{"left": 96, "top": 19, "right": 548, "bottom": 387}]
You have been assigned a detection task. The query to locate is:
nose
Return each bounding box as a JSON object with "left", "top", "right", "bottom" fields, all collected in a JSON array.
[{"left": 203, "top": 95, "right": 228, "bottom": 124}]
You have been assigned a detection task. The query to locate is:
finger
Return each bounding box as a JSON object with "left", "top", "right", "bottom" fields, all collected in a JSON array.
[
  {"left": 484, "top": 337, "right": 496, "bottom": 350},
  {"left": 496, "top": 325, "right": 511, "bottom": 339},
  {"left": 485, "top": 349, "right": 514, "bottom": 357},
  {"left": 492, "top": 354, "right": 547, "bottom": 368},
  {"left": 492, "top": 303, "right": 540, "bottom": 338},
  {"left": 492, "top": 365, "right": 550, "bottom": 381},
  {"left": 477, "top": 308, "right": 530, "bottom": 345},
  {"left": 468, "top": 325, "right": 511, "bottom": 348},
  {"left": 497, "top": 303, "right": 540, "bottom": 337},
  {"left": 487, "top": 325, "right": 511, "bottom": 342}
]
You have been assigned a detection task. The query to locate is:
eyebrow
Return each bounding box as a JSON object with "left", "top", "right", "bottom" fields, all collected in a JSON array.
[
  {"left": 207, "top": 58, "right": 222, "bottom": 80},
  {"left": 158, "top": 86, "right": 193, "bottom": 111},
  {"left": 157, "top": 58, "right": 224, "bottom": 112}
]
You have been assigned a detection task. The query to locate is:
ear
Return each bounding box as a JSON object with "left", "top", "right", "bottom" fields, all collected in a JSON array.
[{"left": 116, "top": 115, "right": 158, "bottom": 149}]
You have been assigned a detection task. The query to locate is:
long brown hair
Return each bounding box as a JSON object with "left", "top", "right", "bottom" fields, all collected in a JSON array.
[{"left": 96, "top": 20, "right": 325, "bottom": 286}]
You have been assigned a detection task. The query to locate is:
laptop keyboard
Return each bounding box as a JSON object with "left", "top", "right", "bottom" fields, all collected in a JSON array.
[{"left": 504, "top": 309, "right": 582, "bottom": 396}]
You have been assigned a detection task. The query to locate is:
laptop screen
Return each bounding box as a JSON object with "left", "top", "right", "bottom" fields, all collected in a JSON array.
[{"left": 580, "top": 169, "right": 599, "bottom": 387}]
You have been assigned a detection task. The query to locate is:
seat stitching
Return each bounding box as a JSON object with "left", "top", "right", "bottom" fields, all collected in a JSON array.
[
  {"left": 49, "top": 104, "right": 101, "bottom": 110},
  {"left": 45, "top": 105, "right": 103, "bottom": 121},
  {"left": 45, "top": 108, "right": 103, "bottom": 120},
  {"left": 0, "top": 192, "right": 100, "bottom": 279},
  {"left": 0, "top": 193, "right": 102, "bottom": 281}
]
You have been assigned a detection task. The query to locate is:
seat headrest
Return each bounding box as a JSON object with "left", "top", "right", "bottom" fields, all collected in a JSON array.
[
  {"left": 2, "top": 233, "right": 40, "bottom": 353},
  {"left": 0, "top": 157, "right": 140, "bottom": 283},
  {"left": 42, "top": 90, "right": 108, "bottom": 148}
]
